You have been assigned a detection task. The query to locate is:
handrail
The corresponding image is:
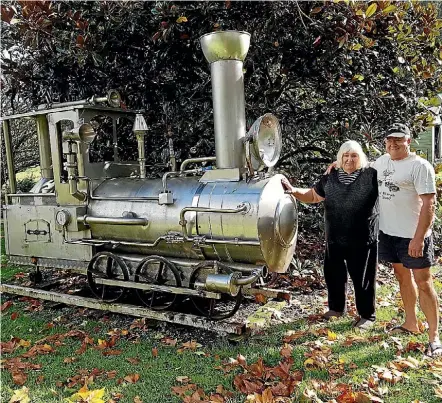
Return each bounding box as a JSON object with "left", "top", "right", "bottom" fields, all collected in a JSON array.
[
  {"left": 6, "top": 193, "right": 55, "bottom": 197},
  {"left": 78, "top": 215, "right": 148, "bottom": 226},
  {"left": 179, "top": 203, "right": 260, "bottom": 246},
  {"left": 180, "top": 156, "right": 216, "bottom": 172},
  {"left": 162, "top": 169, "right": 200, "bottom": 192}
]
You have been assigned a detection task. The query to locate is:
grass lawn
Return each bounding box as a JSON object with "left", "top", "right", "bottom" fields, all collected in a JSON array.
[
  {"left": 15, "top": 166, "right": 41, "bottom": 182},
  {"left": 1, "top": 228, "right": 442, "bottom": 402}
]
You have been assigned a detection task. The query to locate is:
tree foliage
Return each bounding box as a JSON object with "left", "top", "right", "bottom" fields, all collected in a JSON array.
[{"left": 1, "top": 1, "right": 441, "bottom": 236}]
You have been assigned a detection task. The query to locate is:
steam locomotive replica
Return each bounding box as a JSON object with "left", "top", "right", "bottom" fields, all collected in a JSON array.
[{"left": 2, "top": 31, "right": 298, "bottom": 325}]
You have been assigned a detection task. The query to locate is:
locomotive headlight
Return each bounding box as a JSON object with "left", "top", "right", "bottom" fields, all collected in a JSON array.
[
  {"left": 246, "top": 113, "right": 282, "bottom": 170},
  {"left": 56, "top": 210, "right": 71, "bottom": 227}
]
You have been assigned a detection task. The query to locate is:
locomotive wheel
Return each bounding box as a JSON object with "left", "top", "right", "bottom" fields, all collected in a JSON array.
[
  {"left": 87, "top": 252, "right": 130, "bottom": 303},
  {"left": 189, "top": 262, "right": 243, "bottom": 321},
  {"left": 134, "top": 256, "right": 182, "bottom": 310}
]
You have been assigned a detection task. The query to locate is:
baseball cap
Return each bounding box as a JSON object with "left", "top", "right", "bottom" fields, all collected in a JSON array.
[{"left": 385, "top": 123, "right": 411, "bottom": 138}]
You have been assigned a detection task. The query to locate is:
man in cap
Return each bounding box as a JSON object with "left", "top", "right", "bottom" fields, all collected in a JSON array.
[{"left": 373, "top": 123, "right": 440, "bottom": 357}]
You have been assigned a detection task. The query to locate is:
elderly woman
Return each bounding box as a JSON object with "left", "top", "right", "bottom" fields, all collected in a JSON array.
[{"left": 282, "top": 140, "right": 379, "bottom": 330}]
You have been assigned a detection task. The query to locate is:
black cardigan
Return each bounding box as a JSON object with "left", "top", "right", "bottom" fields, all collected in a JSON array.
[{"left": 314, "top": 168, "right": 379, "bottom": 246}]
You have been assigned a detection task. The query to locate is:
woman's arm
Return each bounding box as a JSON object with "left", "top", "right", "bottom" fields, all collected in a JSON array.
[
  {"left": 290, "top": 187, "right": 325, "bottom": 204},
  {"left": 281, "top": 178, "right": 324, "bottom": 204}
]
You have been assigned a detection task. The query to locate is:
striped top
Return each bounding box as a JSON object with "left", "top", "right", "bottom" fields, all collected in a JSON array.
[{"left": 337, "top": 168, "right": 361, "bottom": 185}]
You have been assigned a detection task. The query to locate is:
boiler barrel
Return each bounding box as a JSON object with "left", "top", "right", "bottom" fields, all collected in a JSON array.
[{"left": 87, "top": 174, "right": 297, "bottom": 272}]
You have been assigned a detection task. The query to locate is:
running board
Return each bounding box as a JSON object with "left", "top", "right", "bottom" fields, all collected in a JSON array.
[{"left": 0, "top": 284, "right": 245, "bottom": 335}]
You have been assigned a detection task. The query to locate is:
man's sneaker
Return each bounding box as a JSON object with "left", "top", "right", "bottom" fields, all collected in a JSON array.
[
  {"left": 322, "top": 310, "right": 344, "bottom": 320},
  {"left": 354, "top": 318, "right": 375, "bottom": 331}
]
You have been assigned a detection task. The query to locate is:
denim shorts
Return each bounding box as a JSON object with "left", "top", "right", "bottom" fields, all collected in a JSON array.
[{"left": 379, "top": 231, "right": 434, "bottom": 269}]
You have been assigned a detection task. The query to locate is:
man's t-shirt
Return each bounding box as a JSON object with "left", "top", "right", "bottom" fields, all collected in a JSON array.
[{"left": 372, "top": 153, "right": 436, "bottom": 239}]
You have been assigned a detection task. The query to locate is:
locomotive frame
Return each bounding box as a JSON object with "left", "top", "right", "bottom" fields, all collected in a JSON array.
[{"left": 1, "top": 31, "right": 298, "bottom": 334}]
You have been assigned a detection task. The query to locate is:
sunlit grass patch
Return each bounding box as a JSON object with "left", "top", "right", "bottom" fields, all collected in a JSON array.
[{"left": 15, "top": 166, "right": 41, "bottom": 182}]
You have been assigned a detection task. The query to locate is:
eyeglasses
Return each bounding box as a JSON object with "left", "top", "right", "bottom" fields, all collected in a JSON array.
[{"left": 385, "top": 137, "right": 406, "bottom": 144}]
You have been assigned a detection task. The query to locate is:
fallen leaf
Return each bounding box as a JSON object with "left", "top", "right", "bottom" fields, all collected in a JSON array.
[
  {"left": 63, "top": 357, "right": 77, "bottom": 364},
  {"left": 161, "top": 337, "right": 177, "bottom": 347},
  {"left": 343, "top": 335, "right": 367, "bottom": 346},
  {"left": 176, "top": 376, "right": 190, "bottom": 383},
  {"left": 327, "top": 330, "right": 337, "bottom": 341},
  {"left": 208, "top": 393, "right": 224, "bottom": 403},
  {"left": 171, "top": 383, "right": 197, "bottom": 398},
  {"left": 18, "top": 339, "right": 31, "bottom": 348},
  {"left": 126, "top": 357, "right": 140, "bottom": 365},
  {"left": 234, "top": 376, "right": 263, "bottom": 394},
  {"left": 75, "top": 343, "right": 88, "bottom": 355},
  {"left": 133, "top": 397, "right": 143, "bottom": 403},
  {"left": 11, "top": 312, "right": 19, "bottom": 320},
  {"left": 280, "top": 343, "right": 293, "bottom": 358},
  {"left": 103, "top": 349, "right": 122, "bottom": 356},
  {"left": 124, "top": 373, "right": 140, "bottom": 384},
  {"left": 283, "top": 330, "right": 307, "bottom": 343},
  {"left": 12, "top": 372, "right": 27, "bottom": 386},
  {"left": 9, "top": 386, "right": 30, "bottom": 403},
  {"left": 177, "top": 340, "right": 202, "bottom": 353},
  {"left": 304, "top": 358, "right": 315, "bottom": 368},
  {"left": 254, "top": 293, "right": 267, "bottom": 304},
  {"left": 302, "top": 387, "right": 320, "bottom": 402},
  {"left": 405, "top": 341, "right": 425, "bottom": 353},
  {"left": 96, "top": 339, "right": 107, "bottom": 350},
  {"left": 1, "top": 300, "right": 13, "bottom": 312},
  {"left": 67, "top": 385, "right": 105, "bottom": 403},
  {"left": 21, "top": 343, "right": 53, "bottom": 358},
  {"left": 260, "top": 388, "right": 274, "bottom": 402},
  {"left": 237, "top": 354, "right": 247, "bottom": 366},
  {"left": 111, "top": 392, "right": 124, "bottom": 401},
  {"left": 417, "top": 320, "right": 426, "bottom": 333},
  {"left": 152, "top": 347, "right": 158, "bottom": 358},
  {"left": 1, "top": 340, "right": 19, "bottom": 354},
  {"left": 356, "top": 391, "right": 384, "bottom": 402},
  {"left": 215, "top": 385, "right": 234, "bottom": 398},
  {"left": 106, "top": 370, "right": 117, "bottom": 379},
  {"left": 392, "top": 356, "right": 420, "bottom": 370}
]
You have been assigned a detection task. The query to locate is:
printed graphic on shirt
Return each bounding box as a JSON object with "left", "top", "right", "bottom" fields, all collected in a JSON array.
[{"left": 378, "top": 168, "right": 400, "bottom": 200}]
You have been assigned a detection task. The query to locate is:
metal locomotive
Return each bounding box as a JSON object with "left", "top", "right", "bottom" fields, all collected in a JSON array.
[{"left": 1, "top": 31, "right": 297, "bottom": 328}]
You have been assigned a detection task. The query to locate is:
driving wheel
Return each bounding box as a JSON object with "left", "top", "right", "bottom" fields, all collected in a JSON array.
[
  {"left": 189, "top": 261, "right": 243, "bottom": 320},
  {"left": 87, "top": 252, "right": 130, "bottom": 302},
  {"left": 134, "top": 256, "right": 182, "bottom": 310}
]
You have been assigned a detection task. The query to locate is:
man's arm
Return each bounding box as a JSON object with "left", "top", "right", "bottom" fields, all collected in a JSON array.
[
  {"left": 325, "top": 160, "right": 376, "bottom": 174},
  {"left": 409, "top": 193, "right": 436, "bottom": 258}
]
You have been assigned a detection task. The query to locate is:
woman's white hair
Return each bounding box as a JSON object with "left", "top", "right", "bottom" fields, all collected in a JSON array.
[{"left": 336, "top": 140, "right": 368, "bottom": 169}]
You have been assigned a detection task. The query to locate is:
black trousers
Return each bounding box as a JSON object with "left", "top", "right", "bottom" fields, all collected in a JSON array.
[{"left": 324, "top": 242, "right": 378, "bottom": 321}]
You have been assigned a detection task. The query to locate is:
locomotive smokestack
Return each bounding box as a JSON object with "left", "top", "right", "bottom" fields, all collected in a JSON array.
[{"left": 200, "top": 31, "right": 251, "bottom": 170}]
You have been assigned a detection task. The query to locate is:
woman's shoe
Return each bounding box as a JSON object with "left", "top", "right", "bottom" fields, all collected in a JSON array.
[
  {"left": 354, "top": 318, "right": 375, "bottom": 331},
  {"left": 322, "top": 310, "right": 344, "bottom": 320}
]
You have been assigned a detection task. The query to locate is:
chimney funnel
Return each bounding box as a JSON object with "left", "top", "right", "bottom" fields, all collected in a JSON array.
[{"left": 200, "top": 31, "right": 251, "bottom": 169}]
